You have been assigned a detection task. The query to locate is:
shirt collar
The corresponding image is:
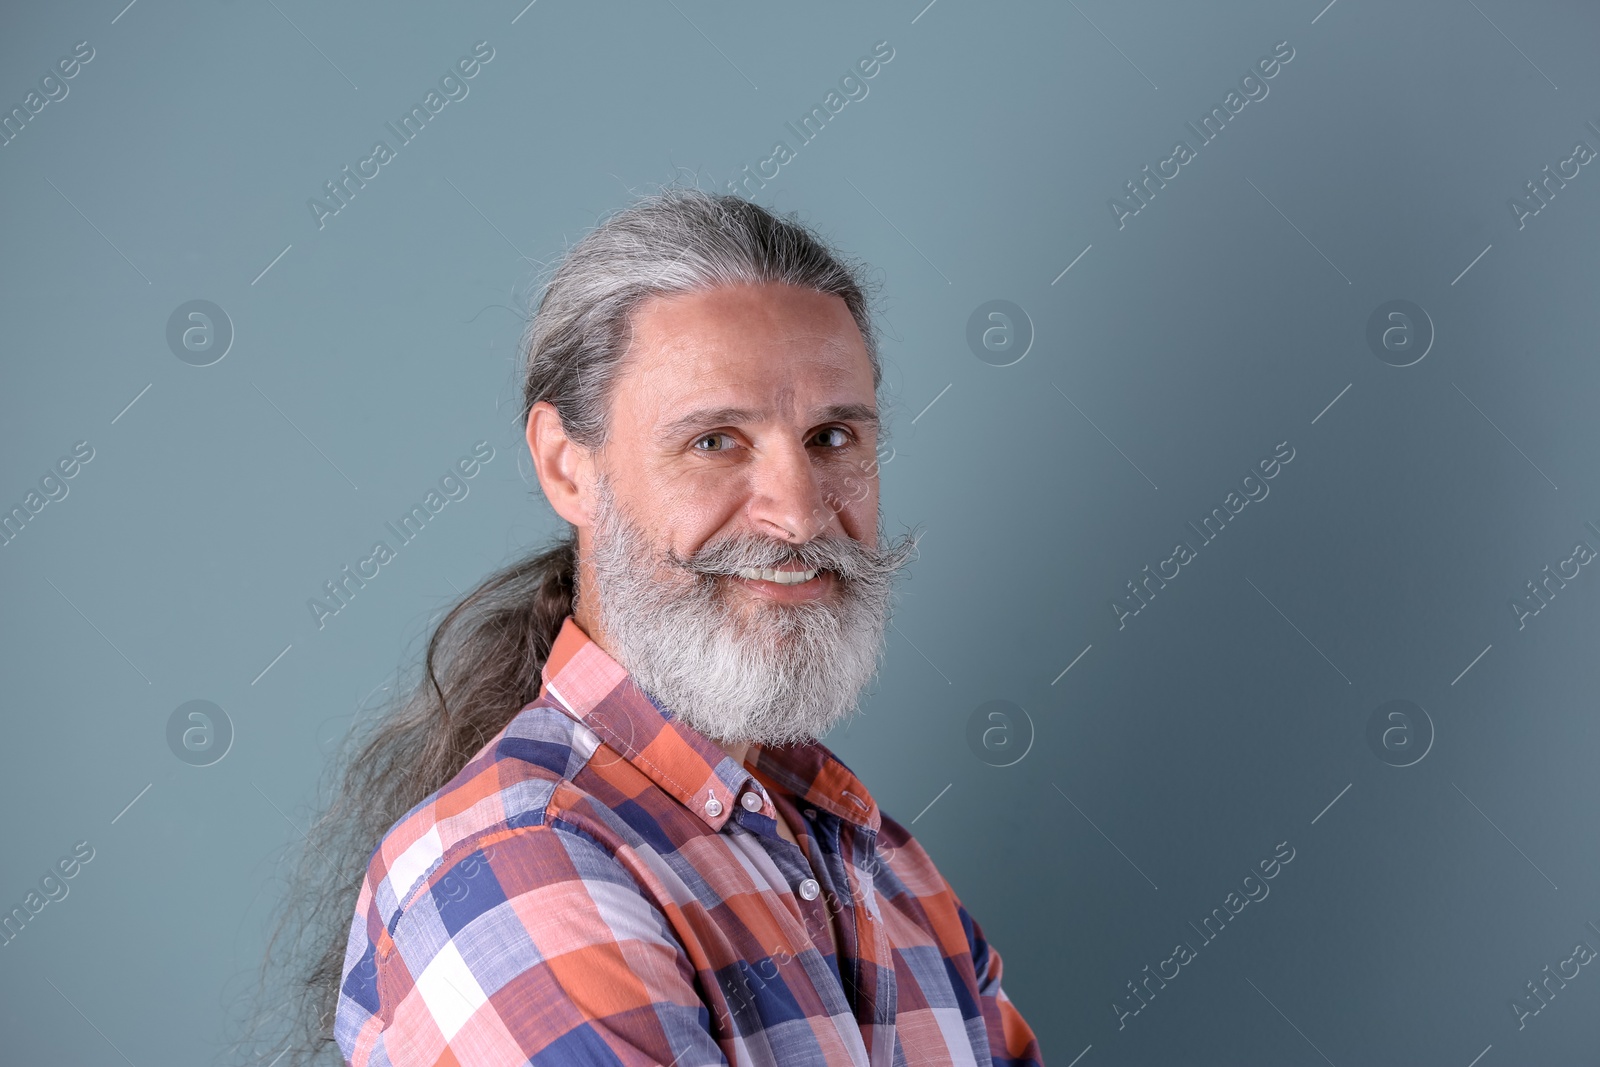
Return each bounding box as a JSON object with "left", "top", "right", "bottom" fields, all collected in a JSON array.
[{"left": 536, "top": 615, "right": 881, "bottom": 834}]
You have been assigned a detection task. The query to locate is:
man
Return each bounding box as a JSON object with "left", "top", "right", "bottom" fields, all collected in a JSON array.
[{"left": 331, "top": 189, "right": 1043, "bottom": 1065}]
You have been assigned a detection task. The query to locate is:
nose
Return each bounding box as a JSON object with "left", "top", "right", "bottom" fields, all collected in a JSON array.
[{"left": 746, "top": 434, "right": 837, "bottom": 544}]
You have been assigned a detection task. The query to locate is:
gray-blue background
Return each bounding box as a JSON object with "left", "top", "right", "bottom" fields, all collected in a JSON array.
[{"left": 3, "top": 1, "right": 1598, "bottom": 1063}]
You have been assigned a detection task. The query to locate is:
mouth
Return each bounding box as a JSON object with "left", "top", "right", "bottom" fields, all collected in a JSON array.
[
  {"left": 727, "top": 565, "right": 834, "bottom": 602},
  {"left": 734, "top": 566, "right": 821, "bottom": 585}
]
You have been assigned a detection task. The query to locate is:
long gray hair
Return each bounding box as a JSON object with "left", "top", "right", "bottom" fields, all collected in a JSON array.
[{"left": 233, "top": 186, "right": 885, "bottom": 1065}]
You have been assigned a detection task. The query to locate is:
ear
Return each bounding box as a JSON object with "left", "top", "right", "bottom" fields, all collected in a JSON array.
[{"left": 526, "top": 401, "right": 596, "bottom": 526}]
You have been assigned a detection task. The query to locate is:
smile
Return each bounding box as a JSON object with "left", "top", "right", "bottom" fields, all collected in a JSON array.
[{"left": 734, "top": 567, "right": 821, "bottom": 585}]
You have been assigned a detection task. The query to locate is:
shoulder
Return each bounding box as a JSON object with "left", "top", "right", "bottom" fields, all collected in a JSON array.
[
  {"left": 872, "top": 806, "right": 993, "bottom": 956},
  {"left": 336, "top": 815, "right": 678, "bottom": 1064},
  {"left": 359, "top": 700, "right": 629, "bottom": 942},
  {"left": 873, "top": 806, "right": 953, "bottom": 895}
]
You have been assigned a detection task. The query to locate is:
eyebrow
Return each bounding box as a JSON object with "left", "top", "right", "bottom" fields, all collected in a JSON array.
[{"left": 657, "top": 402, "right": 879, "bottom": 444}]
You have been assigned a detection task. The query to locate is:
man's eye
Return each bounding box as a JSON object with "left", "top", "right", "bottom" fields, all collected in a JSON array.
[
  {"left": 813, "top": 427, "right": 851, "bottom": 447},
  {"left": 694, "top": 433, "right": 736, "bottom": 452}
]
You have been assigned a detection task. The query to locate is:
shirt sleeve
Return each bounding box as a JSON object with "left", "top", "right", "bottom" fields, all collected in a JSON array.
[
  {"left": 954, "top": 896, "right": 1046, "bottom": 1067},
  {"left": 350, "top": 823, "right": 730, "bottom": 1067}
]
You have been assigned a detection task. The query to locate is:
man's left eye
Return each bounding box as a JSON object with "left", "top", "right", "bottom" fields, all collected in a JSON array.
[
  {"left": 814, "top": 428, "right": 850, "bottom": 447},
  {"left": 695, "top": 433, "right": 735, "bottom": 451}
]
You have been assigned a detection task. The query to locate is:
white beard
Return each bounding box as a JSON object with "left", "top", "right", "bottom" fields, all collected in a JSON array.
[{"left": 585, "top": 472, "right": 918, "bottom": 747}]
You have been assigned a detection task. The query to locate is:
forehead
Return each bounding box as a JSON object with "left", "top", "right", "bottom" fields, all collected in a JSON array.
[{"left": 617, "top": 282, "right": 874, "bottom": 411}]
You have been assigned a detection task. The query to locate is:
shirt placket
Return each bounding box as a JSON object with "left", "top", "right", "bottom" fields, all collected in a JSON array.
[
  {"left": 732, "top": 790, "right": 842, "bottom": 960},
  {"left": 728, "top": 778, "right": 899, "bottom": 1064},
  {"left": 813, "top": 814, "right": 896, "bottom": 1066}
]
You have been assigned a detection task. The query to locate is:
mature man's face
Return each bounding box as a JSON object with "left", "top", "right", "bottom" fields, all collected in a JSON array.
[{"left": 529, "top": 281, "right": 917, "bottom": 747}]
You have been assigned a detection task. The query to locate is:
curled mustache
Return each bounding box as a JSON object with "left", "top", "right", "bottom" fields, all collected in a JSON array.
[{"left": 666, "top": 527, "right": 921, "bottom": 585}]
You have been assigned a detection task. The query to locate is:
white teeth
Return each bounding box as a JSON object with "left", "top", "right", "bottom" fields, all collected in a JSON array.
[{"left": 736, "top": 567, "right": 820, "bottom": 585}]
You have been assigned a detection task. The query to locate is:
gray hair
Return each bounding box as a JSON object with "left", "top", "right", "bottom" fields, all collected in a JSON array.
[{"left": 519, "top": 187, "right": 883, "bottom": 449}]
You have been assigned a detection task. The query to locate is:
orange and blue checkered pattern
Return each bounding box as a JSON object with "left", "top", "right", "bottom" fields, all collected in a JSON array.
[{"left": 335, "top": 615, "right": 1044, "bottom": 1066}]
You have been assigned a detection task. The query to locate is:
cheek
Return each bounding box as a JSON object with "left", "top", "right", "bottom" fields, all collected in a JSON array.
[
  {"left": 647, "top": 477, "right": 745, "bottom": 551},
  {"left": 649, "top": 465, "right": 738, "bottom": 517},
  {"left": 838, "top": 480, "right": 878, "bottom": 536}
]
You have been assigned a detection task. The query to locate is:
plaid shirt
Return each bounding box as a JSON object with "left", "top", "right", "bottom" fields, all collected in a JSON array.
[{"left": 336, "top": 615, "right": 1044, "bottom": 1066}]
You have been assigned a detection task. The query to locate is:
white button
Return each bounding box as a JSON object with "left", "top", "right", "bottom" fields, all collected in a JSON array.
[
  {"left": 704, "top": 797, "right": 723, "bottom": 817},
  {"left": 804, "top": 808, "right": 817, "bottom": 819},
  {"left": 740, "top": 791, "right": 763, "bottom": 812},
  {"left": 798, "top": 878, "right": 820, "bottom": 900}
]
